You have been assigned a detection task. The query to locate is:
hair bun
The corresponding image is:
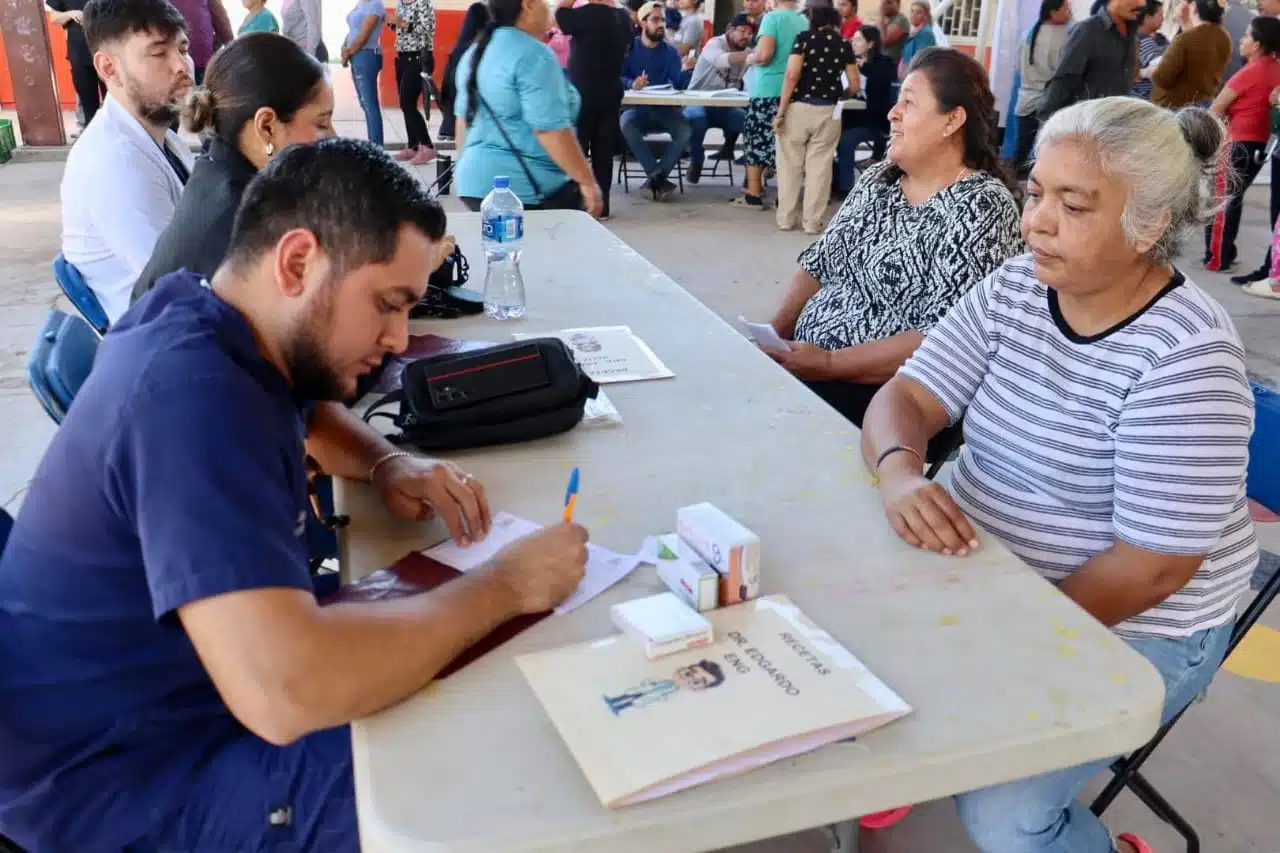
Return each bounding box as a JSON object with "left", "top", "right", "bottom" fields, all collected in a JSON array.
[
  {"left": 1175, "top": 107, "right": 1225, "bottom": 169},
  {"left": 182, "top": 86, "right": 217, "bottom": 134}
]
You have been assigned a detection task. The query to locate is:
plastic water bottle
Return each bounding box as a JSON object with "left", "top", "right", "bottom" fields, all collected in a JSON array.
[{"left": 480, "top": 176, "right": 526, "bottom": 320}]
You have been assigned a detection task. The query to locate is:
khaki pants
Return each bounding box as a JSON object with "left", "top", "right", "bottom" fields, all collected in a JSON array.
[{"left": 775, "top": 102, "right": 842, "bottom": 232}]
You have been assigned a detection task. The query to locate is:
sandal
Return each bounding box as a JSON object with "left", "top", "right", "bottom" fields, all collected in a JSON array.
[
  {"left": 729, "top": 194, "right": 768, "bottom": 209},
  {"left": 859, "top": 805, "right": 911, "bottom": 829},
  {"left": 1116, "top": 832, "right": 1155, "bottom": 853}
]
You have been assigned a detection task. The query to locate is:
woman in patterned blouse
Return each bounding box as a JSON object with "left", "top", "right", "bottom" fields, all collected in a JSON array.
[
  {"left": 764, "top": 47, "right": 1023, "bottom": 445},
  {"left": 387, "top": 0, "right": 438, "bottom": 165}
]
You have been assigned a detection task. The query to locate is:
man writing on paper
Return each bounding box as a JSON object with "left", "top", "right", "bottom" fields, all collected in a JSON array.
[{"left": 0, "top": 138, "right": 588, "bottom": 853}]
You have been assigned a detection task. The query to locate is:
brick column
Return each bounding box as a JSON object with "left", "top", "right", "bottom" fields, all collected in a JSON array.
[{"left": 0, "top": 0, "right": 67, "bottom": 146}]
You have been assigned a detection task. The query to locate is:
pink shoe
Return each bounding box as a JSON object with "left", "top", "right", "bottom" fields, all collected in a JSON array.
[
  {"left": 410, "top": 145, "right": 437, "bottom": 166},
  {"left": 1116, "top": 832, "right": 1155, "bottom": 853},
  {"left": 859, "top": 805, "right": 911, "bottom": 829},
  {"left": 393, "top": 146, "right": 416, "bottom": 161}
]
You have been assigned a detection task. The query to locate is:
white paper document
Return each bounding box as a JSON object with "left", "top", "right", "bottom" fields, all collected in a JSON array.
[
  {"left": 515, "top": 326, "right": 674, "bottom": 384},
  {"left": 641, "top": 83, "right": 674, "bottom": 91},
  {"left": 739, "top": 317, "right": 792, "bottom": 353},
  {"left": 423, "top": 511, "right": 641, "bottom": 615}
]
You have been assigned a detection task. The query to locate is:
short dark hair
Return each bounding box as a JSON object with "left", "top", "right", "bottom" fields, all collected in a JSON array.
[
  {"left": 694, "top": 660, "right": 725, "bottom": 687},
  {"left": 83, "top": 0, "right": 187, "bottom": 53},
  {"left": 728, "top": 11, "right": 757, "bottom": 31},
  {"left": 857, "top": 23, "right": 883, "bottom": 55},
  {"left": 807, "top": 3, "right": 842, "bottom": 29},
  {"left": 1251, "top": 15, "right": 1280, "bottom": 55},
  {"left": 228, "top": 138, "right": 448, "bottom": 279},
  {"left": 183, "top": 33, "right": 327, "bottom": 146},
  {"left": 627, "top": 0, "right": 646, "bottom": 11},
  {"left": 1194, "top": 0, "right": 1223, "bottom": 24}
]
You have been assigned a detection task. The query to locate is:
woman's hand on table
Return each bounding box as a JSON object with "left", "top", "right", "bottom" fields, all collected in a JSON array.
[
  {"left": 373, "top": 456, "right": 493, "bottom": 545},
  {"left": 579, "top": 180, "right": 605, "bottom": 218},
  {"left": 878, "top": 464, "right": 979, "bottom": 557},
  {"left": 767, "top": 340, "right": 833, "bottom": 381}
]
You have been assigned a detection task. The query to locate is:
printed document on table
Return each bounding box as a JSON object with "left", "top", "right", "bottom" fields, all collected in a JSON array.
[
  {"left": 424, "top": 511, "right": 641, "bottom": 614},
  {"left": 514, "top": 326, "right": 674, "bottom": 384},
  {"left": 641, "top": 84, "right": 674, "bottom": 91}
]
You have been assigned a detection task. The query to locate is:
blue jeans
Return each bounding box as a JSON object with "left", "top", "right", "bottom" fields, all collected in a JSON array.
[
  {"left": 350, "top": 49, "right": 384, "bottom": 147},
  {"left": 620, "top": 106, "right": 692, "bottom": 181},
  {"left": 683, "top": 105, "right": 746, "bottom": 167},
  {"left": 835, "top": 124, "right": 884, "bottom": 195},
  {"left": 955, "top": 621, "right": 1233, "bottom": 853}
]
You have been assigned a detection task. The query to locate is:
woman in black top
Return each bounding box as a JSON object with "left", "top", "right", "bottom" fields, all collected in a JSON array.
[
  {"left": 555, "top": 0, "right": 634, "bottom": 219},
  {"left": 439, "top": 2, "right": 489, "bottom": 140},
  {"left": 835, "top": 24, "right": 897, "bottom": 195},
  {"left": 773, "top": 3, "right": 859, "bottom": 233},
  {"left": 132, "top": 32, "right": 334, "bottom": 303},
  {"left": 46, "top": 0, "right": 104, "bottom": 127}
]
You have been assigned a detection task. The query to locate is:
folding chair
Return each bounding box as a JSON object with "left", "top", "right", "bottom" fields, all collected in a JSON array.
[
  {"left": 1089, "top": 563, "right": 1280, "bottom": 852},
  {"left": 618, "top": 133, "right": 686, "bottom": 194},
  {"left": 26, "top": 310, "right": 100, "bottom": 425},
  {"left": 52, "top": 254, "right": 110, "bottom": 337}
]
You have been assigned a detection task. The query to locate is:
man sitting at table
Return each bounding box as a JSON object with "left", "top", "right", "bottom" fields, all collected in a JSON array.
[
  {"left": 0, "top": 138, "right": 589, "bottom": 853},
  {"left": 684, "top": 18, "right": 752, "bottom": 184},
  {"left": 621, "top": 0, "right": 696, "bottom": 200}
]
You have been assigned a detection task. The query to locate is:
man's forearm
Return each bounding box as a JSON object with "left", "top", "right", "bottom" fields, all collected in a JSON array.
[
  {"left": 306, "top": 400, "right": 401, "bottom": 482},
  {"left": 275, "top": 573, "right": 521, "bottom": 739},
  {"left": 828, "top": 330, "right": 922, "bottom": 385}
]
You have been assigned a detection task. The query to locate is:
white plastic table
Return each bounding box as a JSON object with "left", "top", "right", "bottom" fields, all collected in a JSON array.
[
  {"left": 340, "top": 211, "right": 1164, "bottom": 853},
  {"left": 621, "top": 89, "right": 865, "bottom": 110}
]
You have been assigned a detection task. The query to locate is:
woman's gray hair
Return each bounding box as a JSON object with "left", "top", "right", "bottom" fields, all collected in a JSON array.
[{"left": 1034, "top": 97, "right": 1227, "bottom": 265}]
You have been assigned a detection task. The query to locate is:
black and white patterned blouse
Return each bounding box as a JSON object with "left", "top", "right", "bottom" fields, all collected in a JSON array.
[
  {"left": 793, "top": 160, "right": 1024, "bottom": 350},
  {"left": 394, "top": 0, "right": 436, "bottom": 54}
]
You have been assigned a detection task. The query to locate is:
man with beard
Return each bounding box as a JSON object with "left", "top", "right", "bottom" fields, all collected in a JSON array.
[
  {"left": 0, "top": 138, "right": 590, "bottom": 851},
  {"left": 620, "top": 0, "right": 695, "bottom": 200},
  {"left": 60, "top": 0, "right": 195, "bottom": 325},
  {"left": 683, "top": 20, "right": 752, "bottom": 182}
]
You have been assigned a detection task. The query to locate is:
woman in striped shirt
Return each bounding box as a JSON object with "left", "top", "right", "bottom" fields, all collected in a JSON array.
[{"left": 862, "top": 97, "right": 1257, "bottom": 853}]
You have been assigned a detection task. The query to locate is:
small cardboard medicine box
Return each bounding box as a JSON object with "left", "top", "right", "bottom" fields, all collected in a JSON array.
[
  {"left": 676, "top": 503, "right": 761, "bottom": 606},
  {"left": 655, "top": 533, "right": 720, "bottom": 612},
  {"left": 611, "top": 592, "right": 714, "bottom": 660}
]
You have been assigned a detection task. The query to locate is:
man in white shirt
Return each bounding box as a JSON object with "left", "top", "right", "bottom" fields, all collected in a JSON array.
[
  {"left": 61, "top": 0, "right": 195, "bottom": 325},
  {"left": 684, "top": 20, "right": 751, "bottom": 183}
]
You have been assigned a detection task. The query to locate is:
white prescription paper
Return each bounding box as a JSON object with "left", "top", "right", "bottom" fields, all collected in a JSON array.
[
  {"left": 739, "top": 317, "right": 792, "bottom": 353},
  {"left": 514, "top": 326, "right": 674, "bottom": 384},
  {"left": 423, "top": 511, "right": 641, "bottom": 615}
]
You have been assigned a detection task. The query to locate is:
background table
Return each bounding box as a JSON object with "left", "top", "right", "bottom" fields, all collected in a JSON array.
[
  {"left": 622, "top": 89, "right": 864, "bottom": 110},
  {"left": 341, "top": 211, "right": 1164, "bottom": 853}
]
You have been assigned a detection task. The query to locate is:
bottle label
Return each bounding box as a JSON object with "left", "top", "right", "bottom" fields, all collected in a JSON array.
[{"left": 482, "top": 213, "right": 524, "bottom": 243}]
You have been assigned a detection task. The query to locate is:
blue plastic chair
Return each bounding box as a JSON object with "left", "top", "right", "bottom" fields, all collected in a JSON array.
[
  {"left": 26, "top": 310, "right": 100, "bottom": 425},
  {"left": 52, "top": 253, "right": 110, "bottom": 337}
]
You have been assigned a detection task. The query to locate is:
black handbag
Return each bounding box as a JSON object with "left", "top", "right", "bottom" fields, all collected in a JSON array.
[
  {"left": 363, "top": 338, "right": 599, "bottom": 450},
  {"left": 474, "top": 93, "right": 584, "bottom": 210},
  {"left": 411, "top": 244, "right": 483, "bottom": 319}
]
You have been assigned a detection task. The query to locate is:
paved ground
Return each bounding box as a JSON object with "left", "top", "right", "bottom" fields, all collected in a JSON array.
[{"left": 2, "top": 129, "right": 1278, "bottom": 850}]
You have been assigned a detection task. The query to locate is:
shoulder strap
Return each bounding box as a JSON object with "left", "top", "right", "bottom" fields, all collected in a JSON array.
[
  {"left": 362, "top": 387, "right": 406, "bottom": 424},
  {"left": 475, "top": 91, "right": 546, "bottom": 202}
]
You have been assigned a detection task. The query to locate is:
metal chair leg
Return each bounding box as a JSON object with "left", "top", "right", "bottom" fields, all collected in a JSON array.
[{"left": 1126, "top": 771, "right": 1201, "bottom": 853}]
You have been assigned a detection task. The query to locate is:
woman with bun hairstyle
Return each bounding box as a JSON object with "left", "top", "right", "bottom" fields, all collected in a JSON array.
[
  {"left": 861, "top": 98, "right": 1256, "bottom": 853},
  {"left": 132, "top": 31, "right": 334, "bottom": 303}
]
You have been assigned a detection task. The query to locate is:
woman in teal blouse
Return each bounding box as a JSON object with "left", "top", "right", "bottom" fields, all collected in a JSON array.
[
  {"left": 898, "top": 0, "right": 937, "bottom": 72},
  {"left": 455, "top": 0, "right": 602, "bottom": 215},
  {"left": 238, "top": 0, "right": 280, "bottom": 34}
]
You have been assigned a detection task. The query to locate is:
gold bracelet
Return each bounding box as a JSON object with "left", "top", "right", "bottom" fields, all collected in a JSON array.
[{"left": 369, "top": 450, "right": 413, "bottom": 483}]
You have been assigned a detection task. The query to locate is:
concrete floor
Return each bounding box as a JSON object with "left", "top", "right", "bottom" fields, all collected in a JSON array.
[{"left": 2, "top": 140, "right": 1278, "bottom": 851}]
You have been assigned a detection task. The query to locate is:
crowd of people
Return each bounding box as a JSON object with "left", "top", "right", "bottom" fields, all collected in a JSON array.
[
  {"left": 1012, "top": 0, "right": 1280, "bottom": 298},
  {"left": 0, "top": 0, "right": 1270, "bottom": 851}
]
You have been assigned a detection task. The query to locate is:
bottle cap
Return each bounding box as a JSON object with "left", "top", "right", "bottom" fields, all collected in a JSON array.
[{"left": 493, "top": 176, "right": 510, "bottom": 189}]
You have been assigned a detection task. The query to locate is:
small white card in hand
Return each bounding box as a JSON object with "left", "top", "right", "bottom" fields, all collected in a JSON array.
[{"left": 739, "top": 317, "right": 792, "bottom": 353}]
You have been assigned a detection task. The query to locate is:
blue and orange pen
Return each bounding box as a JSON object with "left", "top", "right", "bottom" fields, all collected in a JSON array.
[{"left": 562, "top": 467, "right": 580, "bottom": 523}]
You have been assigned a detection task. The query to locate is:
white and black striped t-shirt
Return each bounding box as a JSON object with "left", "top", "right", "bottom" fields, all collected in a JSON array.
[{"left": 900, "top": 255, "right": 1257, "bottom": 639}]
